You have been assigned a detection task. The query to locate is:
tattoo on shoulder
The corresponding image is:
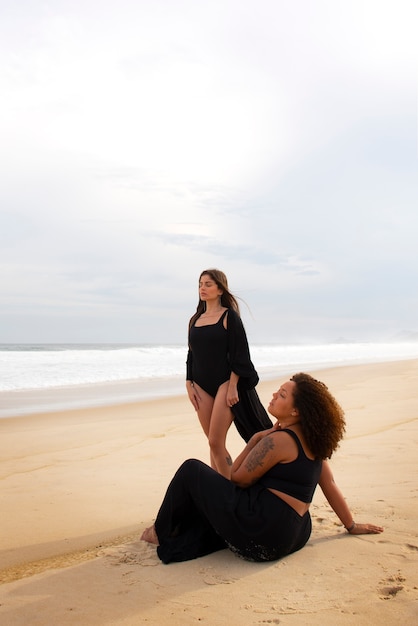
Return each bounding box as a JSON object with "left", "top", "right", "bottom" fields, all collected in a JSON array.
[{"left": 245, "top": 436, "right": 274, "bottom": 472}]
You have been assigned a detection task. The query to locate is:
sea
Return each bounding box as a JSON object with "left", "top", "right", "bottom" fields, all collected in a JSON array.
[{"left": 1, "top": 341, "right": 418, "bottom": 418}]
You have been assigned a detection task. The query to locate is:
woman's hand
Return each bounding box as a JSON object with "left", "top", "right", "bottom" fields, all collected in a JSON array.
[
  {"left": 226, "top": 372, "right": 240, "bottom": 408},
  {"left": 348, "top": 522, "right": 384, "bottom": 535},
  {"left": 245, "top": 421, "right": 280, "bottom": 448},
  {"left": 226, "top": 382, "right": 239, "bottom": 408},
  {"left": 247, "top": 422, "right": 278, "bottom": 446},
  {"left": 186, "top": 382, "right": 200, "bottom": 411}
]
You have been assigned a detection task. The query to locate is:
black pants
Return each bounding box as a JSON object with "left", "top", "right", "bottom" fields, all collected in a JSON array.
[{"left": 155, "top": 459, "right": 312, "bottom": 564}]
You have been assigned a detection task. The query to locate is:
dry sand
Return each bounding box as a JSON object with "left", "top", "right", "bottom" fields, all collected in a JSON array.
[{"left": 0, "top": 360, "right": 417, "bottom": 625}]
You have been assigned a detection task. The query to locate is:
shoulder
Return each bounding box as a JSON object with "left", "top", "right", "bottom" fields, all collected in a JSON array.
[
  {"left": 256, "top": 431, "right": 295, "bottom": 455},
  {"left": 279, "top": 427, "right": 316, "bottom": 461},
  {"left": 188, "top": 313, "right": 199, "bottom": 329},
  {"left": 189, "top": 310, "right": 200, "bottom": 322},
  {"left": 247, "top": 431, "right": 298, "bottom": 468},
  {"left": 225, "top": 308, "right": 243, "bottom": 327},
  {"left": 270, "top": 430, "right": 300, "bottom": 461}
]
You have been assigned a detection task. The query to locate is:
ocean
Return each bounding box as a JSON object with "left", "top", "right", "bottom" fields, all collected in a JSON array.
[{"left": 1, "top": 341, "right": 418, "bottom": 418}]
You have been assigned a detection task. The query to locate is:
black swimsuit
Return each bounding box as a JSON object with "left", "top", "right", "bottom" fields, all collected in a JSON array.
[
  {"left": 186, "top": 308, "right": 273, "bottom": 440},
  {"left": 188, "top": 310, "right": 230, "bottom": 397}
]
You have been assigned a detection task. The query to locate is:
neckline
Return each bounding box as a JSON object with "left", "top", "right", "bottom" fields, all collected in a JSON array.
[{"left": 194, "top": 309, "right": 228, "bottom": 328}]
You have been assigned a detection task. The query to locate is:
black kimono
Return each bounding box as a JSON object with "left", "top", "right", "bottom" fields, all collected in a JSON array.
[{"left": 186, "top": 308, "right": 272, "bottom": 441}]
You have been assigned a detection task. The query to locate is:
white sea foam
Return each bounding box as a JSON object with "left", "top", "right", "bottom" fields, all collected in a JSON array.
[
  {"left": 0, "top": 344, "right": 187, "bottom": 391},
  {"left": 1, "top": 342, "right": 417, "bottom": 417}
]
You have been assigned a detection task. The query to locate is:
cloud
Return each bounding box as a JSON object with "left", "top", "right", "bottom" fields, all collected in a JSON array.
[{"left": 0, "top": 0, "right": 416, "bottom": 343}]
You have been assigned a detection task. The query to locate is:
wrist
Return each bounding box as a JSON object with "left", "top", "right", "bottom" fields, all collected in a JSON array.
[{"left": 344, "top": 521, "right": 356, "bottom": 533}]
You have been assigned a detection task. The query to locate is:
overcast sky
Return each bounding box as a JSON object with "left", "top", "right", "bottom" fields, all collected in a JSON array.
[{"left": 1, "top": 0, "right": 416, "bottom": 345}]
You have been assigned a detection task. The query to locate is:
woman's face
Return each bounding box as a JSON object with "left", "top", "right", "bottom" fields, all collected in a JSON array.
[
  {"left": 268, "top": 381, "right": 297, "bottom": 421},
  {"left": 199, "top": 274, "right": 223, "bottom": 302}
]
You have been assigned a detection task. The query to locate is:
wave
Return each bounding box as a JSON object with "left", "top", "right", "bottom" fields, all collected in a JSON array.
[{"left": 1, "top": 341, "right": 418, "bottom": 392}]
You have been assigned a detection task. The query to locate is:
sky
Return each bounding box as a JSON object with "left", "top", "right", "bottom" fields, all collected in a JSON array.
[{"left": 1, "top": 0, "right": 417, "bottom": 345}]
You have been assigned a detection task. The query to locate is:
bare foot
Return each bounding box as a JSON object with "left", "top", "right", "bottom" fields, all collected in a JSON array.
[{"left": 141, "top": 525, "right": 159, "bottom": 545}]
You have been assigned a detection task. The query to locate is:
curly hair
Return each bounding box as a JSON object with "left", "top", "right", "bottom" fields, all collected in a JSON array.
[
  {"left": 189, "top": 269, "right": 241, "bottom": 330},
  {"left": 290, "top": 372, "right": 346, "bottom": 460}
]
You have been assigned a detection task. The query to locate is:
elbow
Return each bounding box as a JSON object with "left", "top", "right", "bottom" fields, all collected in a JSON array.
[
  {"left": 231, "top": 474, "right": 252, "bottom": 488},
  {"left": 233, "top": 481, "right": 250, "bottom": 488}
]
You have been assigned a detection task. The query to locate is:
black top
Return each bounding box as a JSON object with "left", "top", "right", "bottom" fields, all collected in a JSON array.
[
  {"left": 258, "top": 429, "right": 323, "bottom": 503},
  {"left": 187, "top": 310, "right": 230, "bottom": 397},
  {"left": 186, "top": 308, "right": 259, "bottom": 398}
]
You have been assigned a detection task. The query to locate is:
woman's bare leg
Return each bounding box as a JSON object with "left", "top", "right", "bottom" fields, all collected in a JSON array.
[
  {"left": 193, "top": 384, "right": 217, "bottom": 469},
  {"left": 208, "top": 382, "right": 234, "bottom": 479}
]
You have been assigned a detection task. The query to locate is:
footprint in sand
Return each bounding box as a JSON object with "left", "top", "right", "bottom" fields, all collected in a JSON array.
[
  {"left": 99, "top": 542, "right": 159, "bottom": 567},
  {"left": 378, "top": 572, "right": 406, "bottom": 599},
  {"left": 405, "top": 543, "right": 418, "bottom": 552},
  {"left": 199, "top": 567, "right": 237, "bottom": 585}
]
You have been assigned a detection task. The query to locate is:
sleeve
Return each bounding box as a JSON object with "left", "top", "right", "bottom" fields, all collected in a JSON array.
[
  {"left": 231, "top": 387, "right": 273, "bottom": 441},
  {"left": 186, "top": 347, "right": 193, "bottom": 381},
  {"left": 226, "top": 309, "right": 259, "bottom": 389}
]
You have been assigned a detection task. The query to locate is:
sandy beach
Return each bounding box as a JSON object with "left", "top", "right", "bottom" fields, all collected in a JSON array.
[{"left": 1, "top": 360, "right": 417, "bottom": 625}]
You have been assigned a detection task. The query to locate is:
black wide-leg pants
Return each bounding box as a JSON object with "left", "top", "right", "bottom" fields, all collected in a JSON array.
[{"left": 154, "top": 459, "right": 312, "bottom": 564}]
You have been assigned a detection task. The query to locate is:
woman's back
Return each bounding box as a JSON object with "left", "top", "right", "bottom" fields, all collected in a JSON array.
[{"left": 258, "top": 429, "right": 322, "bottom": 503}]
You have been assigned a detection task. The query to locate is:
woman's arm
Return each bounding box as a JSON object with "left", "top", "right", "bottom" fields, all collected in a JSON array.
[
  {"left": 231, "top": 424, "right": 291, "bottom": 488},
  {"left": 231, "top": 429, "right": 270, "bottom": 474},
  {"left": 186, "top": 348, "right": 200, "bottom": 410},
  {"left": 227, "top": 371, "right": 240, "bottom": 407},
  {"left": 186, "top": 380, "right": 200, "bottom": 411},
  {"left": 319, "top": 461, "right": 384, "bottom": 535}
]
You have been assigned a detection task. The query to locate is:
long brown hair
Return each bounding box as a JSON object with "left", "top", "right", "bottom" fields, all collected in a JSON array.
[
  {"left": 188, "top": 269, "right": 240, "bottom": 330},
  {"left": 290, "top": 373, "right": 346, "bottom": 460}
]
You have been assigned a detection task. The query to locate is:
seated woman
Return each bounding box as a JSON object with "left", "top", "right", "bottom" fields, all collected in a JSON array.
[{"left": 141, "top": 373, "right": 383, "bottom": 563}]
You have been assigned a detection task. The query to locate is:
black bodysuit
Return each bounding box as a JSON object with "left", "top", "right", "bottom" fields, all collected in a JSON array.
[
  {"left": 186, "top": 308, "right": 273, "bottom": 441},
  {"left": 187, "top": 310, "right": 230, "bottom": 397}
]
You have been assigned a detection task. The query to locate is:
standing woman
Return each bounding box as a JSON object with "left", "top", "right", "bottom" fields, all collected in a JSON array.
[{"left": 186, "top": 269, "right": 272, "bottom": 478}]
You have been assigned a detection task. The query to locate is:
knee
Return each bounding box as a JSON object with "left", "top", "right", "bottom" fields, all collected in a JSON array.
[
  {"left": 177, "top": 458, "right": 203, "bottom": 475},
  {"left": 207, "top": 435, "right": 222, "bottom": 453},
  {"left": 182, "top": 458, "right": 201, "bottom": 468}
]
